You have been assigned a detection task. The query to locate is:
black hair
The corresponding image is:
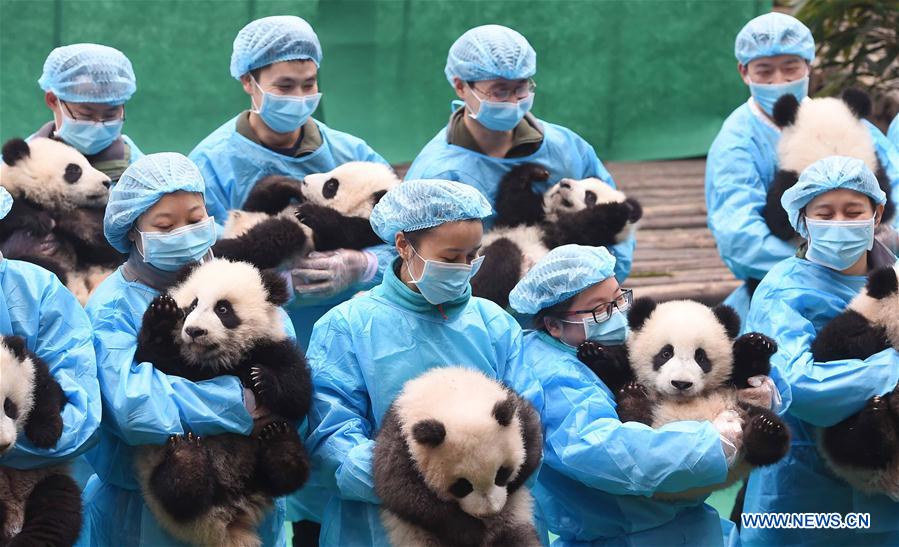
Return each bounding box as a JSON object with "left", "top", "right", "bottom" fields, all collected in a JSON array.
[
  {"left": 532, "top": 294, "right": 577, "bottom": 332},
  {"left": 249, "top": 68, "right": 262, "bottom": 82}
]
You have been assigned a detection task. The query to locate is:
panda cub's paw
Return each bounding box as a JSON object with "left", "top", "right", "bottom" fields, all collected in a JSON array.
[
  {"left": 577, "top": 341, "right": 631, "bottom": 392},
  {"left": 735, "top": 332, "right": 777, "bottom": 358},
  {"left": 143, "top": 295, "right": 183, "bottom": 339},
  {"left": 295, "top": 203, "right": 342, "bottom": 233},
  {"left": 742, "top": 412, "right": 790, "bottom": 466},
  {"left": 164, "top": 433, "right": 208, "bottom": 469},
  {"left": 619, "top": 381, "right": 649, "bottom": 400},
  {"left": 257, "top": 421, "right": 309, "bottom": 495}
]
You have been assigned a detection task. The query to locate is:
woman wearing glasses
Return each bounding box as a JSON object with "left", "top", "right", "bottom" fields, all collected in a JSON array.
[
  {"left": 508, "top": 245, "right": 772, "bottom": 546},
  {"left": 405, "top": 25, "right": 634, "bottom": 282}
]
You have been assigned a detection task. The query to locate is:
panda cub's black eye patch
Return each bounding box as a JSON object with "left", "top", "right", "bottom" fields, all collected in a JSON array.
[
  {"left": 3, "top": 397, "right": 17, "bottom": 420},
  {"left": 585, "top": 190, "right": 598, "bottom": 207},
  {"left": 188, "top": 298, "right": 198, "bottom": 313},
  {"left": 322, "top": 178, "right": 340, "bottom": 200},
  {"left": 494, "top": 466, "right": 512, "bottom": 486},
  {"left": 213, "top": 299, "right": 241, "bottom": 329},
  {"left": 64, "top": 163, "right": 83, "bottom": 184},
  {"left": 449, "top": 478, "right": 473, "bottom": 498},
  {"left": 653, "top": 344, "right": 674, "bottom": 370},
  {"left": 694, "top": 348, "right": 712, "bottom": 372}
]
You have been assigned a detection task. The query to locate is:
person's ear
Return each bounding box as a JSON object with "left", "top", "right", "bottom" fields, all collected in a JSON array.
[
  {"left": 737, "top": 63, "right": 751, "bottom": 85},
  {"left": 240, "top": 74, "right": 255, "bottom": 97},
  {"left": 395, "top": 232, "right": 411, "bottom": 261},
  {"left": 453, "top": 77, "right": 467, "bottom": 101},
  {"left": 875, "top": 204, "right": 885, "bottom": 227},
  {"left": 544, "top": 316, "right": 562, "bottom": 338}
]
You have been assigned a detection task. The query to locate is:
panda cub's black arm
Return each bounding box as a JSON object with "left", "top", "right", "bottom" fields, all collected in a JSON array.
[
  {"left": 135, "top": 295, "right": 189, "bottom": 376},
  {"left": 493, "top": 163, "right": 549, "bottom": 228},
  {"left": 242, "top": 175, "right": 306, "bottom": 214},
  {"left": 241, "top": 340, "right": 312, "bottom": 421},
  {"left": 811, "top": 310, "right": 890, "bottom": 363},
  {"left": 729, "top": 333, "right": 777, "bottom": 389},
  {"left": 296, "top": 203, "right": 382, "bottom": 251},
  {"left": 22, "top": 347, "right": 67, "bottom": 449},
  {"left": 576, "top": 341, "right": 633, "bottom": 393},
  {"left": 213, "top": 217, "right": 310, "bottom": 270},
  {"left": 764, "top": 170, "right": 801, "bottom": 241},
  {"left": 542, "top": 203, "right": 632, "bottom": 249}
]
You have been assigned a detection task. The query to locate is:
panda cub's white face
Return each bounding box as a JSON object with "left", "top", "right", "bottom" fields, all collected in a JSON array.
[
  {"left": 169, "top": 260, "right": 285, "bottom": 371},
  {"left": 0, "top": 339, "right": 36, "bottom": 454},
  {"left": 0, "top": 138, "right": 111, "bottom": 211},
  {"left": 628, "top": 301, "right": 734, "bottom": 399},
  {"left": 542, "top": 177, "right": 628, "bottom": 221},
  {"left": 397, "top": 368, "right": 526, "bottom": 519},
  {"left": 302, "top": 162, "right": 399, "bottom": 218}
]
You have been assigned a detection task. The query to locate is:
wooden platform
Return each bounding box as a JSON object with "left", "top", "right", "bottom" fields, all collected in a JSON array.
[{"left": 608, "top": 159, "right": 739, "bottom": 304}]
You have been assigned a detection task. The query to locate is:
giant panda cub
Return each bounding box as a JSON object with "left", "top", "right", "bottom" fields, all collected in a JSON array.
[
  {"left": 373, "top": 367, "right": 543, "bottom": 547},
  {"left": 577, "top": 298, "right": 791, "bottom": 500},
  {"left": 471, "top": 163, "right": 642, "bottom": 308},
  {"left": 0, "top": 137, "right": 121, "bottom": 304},
  {"left": 811, "top": 264, "right": 899, "bottom": 499},
  {"left": 132, "top": 258, "right": 311, "bottom": 547},
  {"left": 764, "top": 89, "right": 895, "bottom": 243},
  {"left": 214, "top": 162, "right": 399, "bottom": 269},
  {"left": 0, "top": 335, "right": 82, "bottom": 546}
]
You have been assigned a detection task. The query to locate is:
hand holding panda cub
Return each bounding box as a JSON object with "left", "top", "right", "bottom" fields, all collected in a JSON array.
[
  {"left": 132, "top": 259, "right": 311, "bottom": 547},
  {"left": 472, "top": 163, "right": 642, "bottom": 308},
  {"left": 214, "top": 162, "right": 399, "bottom": 270},
  {"left": 576, "top": 298, "right": 790, "bottom": 500},
  {"left": 811, "top": 265, "right": 899, "bottom": 500},
  {"left": 0, "top": 335, "right": 82, "bottom": 546},
  {"left": 373, "top": 367, "right": 543, "bottom": 547}
]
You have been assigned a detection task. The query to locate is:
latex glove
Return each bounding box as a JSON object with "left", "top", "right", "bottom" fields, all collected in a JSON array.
[
  {"left": 289, "top": 249, "right": 376, "bottom": 301},
  {"left": 713, "top": 410, "right": 744, "bottom": 466},
  {"left": 738, "top": 375, "right": 781, "bottom": 412}
]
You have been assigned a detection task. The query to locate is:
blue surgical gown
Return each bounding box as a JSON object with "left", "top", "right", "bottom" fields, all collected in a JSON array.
[
  {"left": 404, "top": 117, "right": 634, "bottom": 282},
  {"left": 0, "top": 258, "right": 100, "bottom": 468},
  {"left": 305, "top": 259, "right": 544, "bottom": 546},
  {"left": 80, "top": 266, "right": 297, "bottom": 547},
  {"left": 743, "top": 256, "right": 899, "bottom": 545},
  {"left": 526, "top": 330, "right": 785, "bottom": 546},
  {"left": 706, "top": 99, "right": 899, "bottom": 322}
]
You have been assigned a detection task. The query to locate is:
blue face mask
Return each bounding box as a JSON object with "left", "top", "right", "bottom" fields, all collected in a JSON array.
[
  {"left": 805, "top": 216, "right": 876, "bottom": 271},
  {"left": 56, "top": 108, "right": 123, "bottom": 156},
  {"left": 252, "top": 78, "right": 321, "bottom": 134},
  {"left": 138, "top": 217, "right": 217, "bottom": 272},
  {"left": 408, "top": 247, "right": 484, "bottom": 305},
  {"left": 584, "top": 308, "right": 630, "bottom": 345},
  {"left": 749, "top": 76, "right": 809, "bottom": 116},
  {"left": 468, "top": 92, "right": 534, "bottom": 132}
]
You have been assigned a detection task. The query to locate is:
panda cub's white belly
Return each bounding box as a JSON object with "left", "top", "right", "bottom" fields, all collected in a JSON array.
[
  {"left": 651, "top": 391, "right": 738, "bottom": 428},
  {"left": 483, "top": 226, "right": 549, "bottom": 276}
]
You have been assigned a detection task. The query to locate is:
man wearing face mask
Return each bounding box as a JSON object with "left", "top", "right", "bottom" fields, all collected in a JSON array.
[
  {"left": 705, "top": 12, "right": 899, "bottom": 325},
  {"left": 405, "top": 24, "right": 634, "bottom": 283},
  {"left": 507, "top": 244, "right": 787, "bottom": 546},
  {"left": 31, "top": 43, "right": 142, "bottom": 182}
]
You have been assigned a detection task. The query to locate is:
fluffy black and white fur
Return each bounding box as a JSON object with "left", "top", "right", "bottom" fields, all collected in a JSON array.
[
  {"left": 373, "top": 367, "right": 543, "bottom": 547},
  {"left": 132, "top": 259, "right": 311, "bottom": 547},
  {"left": 471, "top": 163, "right": 642, "bottom": 308},
  {"left": 214, "top": 161, "right": 399, "bottom": 269},
  {"left": 811, "top": 265, "right": 899, "bottom": 499},
  {"left": 0, "top": 335, "right": 81, "bottom": 546},
  {"left": 577, "top": 298, "right": 790, "bottom": 499},
  {"left": 0, "top": 137, "right": 122, "bottom": 304},
  {"left": 764, "top": 89, "right": 895, "bottom": 242}
]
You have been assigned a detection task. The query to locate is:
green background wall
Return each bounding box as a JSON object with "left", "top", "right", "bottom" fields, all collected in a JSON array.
[{"left": 0, "top": 0, "right": 769, "bottom": 163}]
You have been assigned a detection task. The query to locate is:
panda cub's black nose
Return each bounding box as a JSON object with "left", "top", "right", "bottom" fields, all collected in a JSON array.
[
  {"left": 671, "top": 380, "right": 693, "bottom": 390},
  {"left": 185, "top": 327, "right": 207, "bottom": 339}
]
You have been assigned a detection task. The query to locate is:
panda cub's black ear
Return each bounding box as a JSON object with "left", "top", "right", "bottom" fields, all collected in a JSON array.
[
  {"left": 412, "top": 419, "right": 446, "bottom": 447},
  {"left": 1, "top": 335, "right": 29, "bottom": 362},
  {"left": 492, "top": 395, "right": 517, "bottom": 427},
  {"left": 865, "top": 266, "right": 899, "bottom": 300},
  {"left": 2, "top": 138, "right": 30, "bottom": 166},
  {"left": 260, "top": 269, "right": 290, "bottom": 306},
  {"left": 712, "top": 305, "right": 741, "bottom": 339},
  {"left": 772, "top": 95, "right": 800, "bottom": 128},
  {"left": 371, "top": 189, "right": 388, "bottom": 206},
  {"left": 627, "top": 297, "right": 657, "bottom": 332},
  {"left": 841, "top": 88, "right": 872, "bottom": 120}
]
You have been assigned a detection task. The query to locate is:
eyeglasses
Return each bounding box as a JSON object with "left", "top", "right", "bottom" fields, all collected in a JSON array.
[
  {"left": 62, "top": 101, "right": 125, "bottom": 124},
  {"left": 563, "top": 289, "right": 633, "bottom": 323},
  {"left": 468, "top": 79, "right": 536, "bottom": 102}
]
